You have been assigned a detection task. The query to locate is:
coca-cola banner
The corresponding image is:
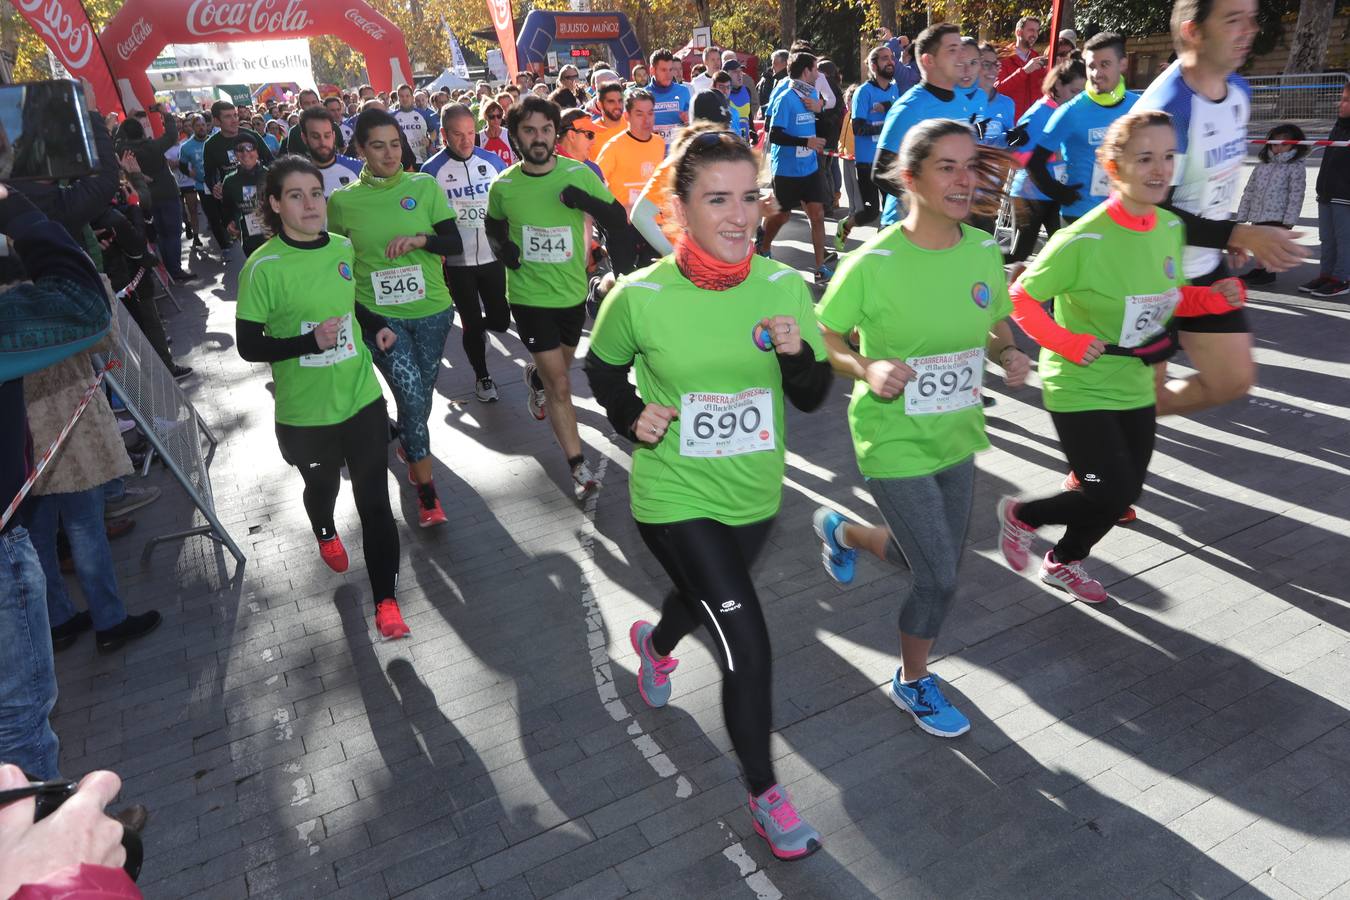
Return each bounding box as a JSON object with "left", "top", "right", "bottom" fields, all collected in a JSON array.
[
  {"left": 485, "top": 0, "right": 519, "bottom": 79},
  {"left": 100, "top": 0, "right": 412, "bottom": 113},
  {"left": 147, "top": 38, "right": 314, "bottom": 91},
  {"left": 14, "top": 0, "right": 123, "bottom": 117}
]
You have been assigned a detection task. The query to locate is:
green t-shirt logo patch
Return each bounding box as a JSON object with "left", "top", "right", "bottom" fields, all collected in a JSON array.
[
  {"left": 1164, "top": 256, "right": 1175, "bottom": 279},
  {"left": 338, "top": 262, "right": 353, "bottom": 281},
  {"left": 400, "top": 196, "right": 417, "bottom": 210},
  {"left": 971, "top": 281, "right": 991, "bottom": 309}
]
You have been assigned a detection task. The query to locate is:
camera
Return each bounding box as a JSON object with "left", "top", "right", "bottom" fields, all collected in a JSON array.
[
  {"left": 28, "top": 779, "right": 144, "bottom": 882},
  {"left": 0, "top": 80, "right": 100, "bottom": 181}
]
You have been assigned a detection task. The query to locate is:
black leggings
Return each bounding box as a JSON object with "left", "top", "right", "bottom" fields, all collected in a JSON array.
[
  {"left": 1007, "top": 198, "right": 1062, "bottom": 263},
  {"left": 851, "top": 162, "right": 894, "bottom": 228},
  {"left": 1017, "top": 406, "right": 1156, "bottom": 563},
  {"left": 639, "top": 517, "right": 776, "bottom": 796},
  {"left": 444, "top": 261, "right": 510, "bottom": 379},
  {"left": 275, "top": 398, "right": 400, "bottom": 603}
]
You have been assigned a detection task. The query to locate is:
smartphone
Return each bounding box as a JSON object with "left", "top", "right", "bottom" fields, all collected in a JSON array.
[{"left": 0, "top": 80, "right": 98, "bottom": 181}]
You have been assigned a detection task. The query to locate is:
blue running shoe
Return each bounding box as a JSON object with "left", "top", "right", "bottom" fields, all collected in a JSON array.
[
  {"left": 630, "top": 620, "right": 678, "bottom": 708},
  {"left": 812, "top": 507, "right": 856, "bottom": 584},
  {"left": 814, "top": 265, "right": 834, "bottom": 286},
  {"left": 890, "top": 671, "right": 970, "bottom": 738}
]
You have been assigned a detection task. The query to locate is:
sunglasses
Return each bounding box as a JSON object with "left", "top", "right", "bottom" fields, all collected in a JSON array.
[
  {"left": 487, "top": 114, "right": 503, "bottom": 121},
  {"left": 568, "top": 127, "right": 595, "bottom": 139}
]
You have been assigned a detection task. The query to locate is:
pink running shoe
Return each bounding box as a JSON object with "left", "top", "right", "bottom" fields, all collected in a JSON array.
[
  {"left": 996, "top": 497, "right": 1035, "bottom": 572},
  {"left": 748, "top": 785, "right": 822, "bottom": 860},
  {"left": 630, "top": 621, "right": 678, "bottom": 707},
  {"left": 318, "top": 534, "right": 349, "bottom": 573},
  {"left": 1038, "top": 552, "right": 1109, "bottom": 604}
]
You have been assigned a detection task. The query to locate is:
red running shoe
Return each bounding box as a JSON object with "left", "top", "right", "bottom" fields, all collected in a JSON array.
[
  {"left": 418, "top": 496, "right": 447, "bottom": 528},
  {"left": 318, "top": 534, "right": 349, "bottom": 572},
  {"left": 375, "top": 598, "right": 411, "bottom": 639}
]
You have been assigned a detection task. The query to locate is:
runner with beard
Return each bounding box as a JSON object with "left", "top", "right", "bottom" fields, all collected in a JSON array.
[
  {"left": 840, "top": 44, "right": 900, "bottom": 241},
  {"left": 588, "top": 82, "right": 627, "bottom": 160},
  {"left": 298, "top": 107, "right": 362, "bottom": 198},
  {"left": 485, "top": 96, "right": 635, "bottom": 499}
]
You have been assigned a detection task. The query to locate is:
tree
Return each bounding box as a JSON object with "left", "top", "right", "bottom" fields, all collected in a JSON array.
[
  {"left": 1284, "top": 0, "right": 1335, "bottom": 73},
  {"left": 779, "top": 0, "right": 795, "bottom": 49}
]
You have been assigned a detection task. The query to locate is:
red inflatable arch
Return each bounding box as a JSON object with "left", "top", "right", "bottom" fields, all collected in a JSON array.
[{"left": 101, "top": 0, "right": 413, "bottom": 113}]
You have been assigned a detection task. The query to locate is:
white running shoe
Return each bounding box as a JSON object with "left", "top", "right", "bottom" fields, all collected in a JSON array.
[
  {"left": 475, "top": 376, "right": 499, "bottom": 403},
  {"left": 572, "top": 460, "right": 598, "bottom": 500},
  {"left": 523, "top": 364, "right": 546, "bottom": 420}
]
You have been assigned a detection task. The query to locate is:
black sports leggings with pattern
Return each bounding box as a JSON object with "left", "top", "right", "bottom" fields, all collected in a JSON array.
[{"left": 640, "top": 517, "right": 776, "bottom": 796}]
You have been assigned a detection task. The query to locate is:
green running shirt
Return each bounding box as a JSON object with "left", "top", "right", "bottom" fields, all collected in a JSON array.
[
  {"left": 1018, "top": 205, "right": 1187, "bottom": 413},
  {"left": 589, "top": 256, "right": 826, "bottom": 526},
  {"left": 236, "top": 234, "right": 383, "bottom": 428},
  {"left": 817, "top": 223, "right": 1012, "bottom": 479},
  {"left": 486, "top": 158, "right": 612, "bottom": 309},
  {"left": 326, "top": 167, "right": 455, "bottom": 320}
]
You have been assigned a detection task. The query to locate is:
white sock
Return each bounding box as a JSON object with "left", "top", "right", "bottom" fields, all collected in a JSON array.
[{"left": 833, "top": 520, "right": 851, "bottom": 549}]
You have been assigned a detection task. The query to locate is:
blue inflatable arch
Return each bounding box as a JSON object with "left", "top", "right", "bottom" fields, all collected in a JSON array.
[{"left": 515, "top": 10, "right": 643, "bottom": 78}]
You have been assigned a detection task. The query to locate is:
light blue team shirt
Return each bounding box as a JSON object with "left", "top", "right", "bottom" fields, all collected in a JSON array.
[
  {"left": 1033, "top": 86, "right": 1139, "bottom": 219},
  {"left": 851, "top": 78, "right": 901, "bottom": 165},
  {"left": 877, "top": 83, "right": 974, "bottom": 225},
  {"left": 767, "top": 84, "right": 819, "bottom": 178}
]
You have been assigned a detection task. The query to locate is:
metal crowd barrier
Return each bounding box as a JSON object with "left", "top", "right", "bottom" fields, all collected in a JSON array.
[
  {"left": 1247, "top": 72, "right": 1350, "bottom": 131},
  {"left": 96, "top": 299, "right": 245, "bottom": 566}
]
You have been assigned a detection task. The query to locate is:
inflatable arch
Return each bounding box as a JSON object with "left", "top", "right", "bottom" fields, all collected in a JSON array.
[
  {"left": 514, "top": 10, "right": 643, "bottom": 78},
  {"left": 101, "top": 0, "right": 413, "bottom": 112}
]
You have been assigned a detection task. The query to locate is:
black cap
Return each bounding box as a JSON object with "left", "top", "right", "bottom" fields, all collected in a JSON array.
[{"left": 691, "top": 89, "right": 731, "bottom": 125}]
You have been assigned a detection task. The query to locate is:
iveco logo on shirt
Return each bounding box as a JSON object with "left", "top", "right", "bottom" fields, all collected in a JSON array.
[
  {"left": 445, "top": 183, "right": 489, "bottom": 198},
  {"left": 1204, "top": 138, "right": 1246, "bottom": 168},
  {"left": 1087, "top": 126, "right": 1107, "bottom": 143}
]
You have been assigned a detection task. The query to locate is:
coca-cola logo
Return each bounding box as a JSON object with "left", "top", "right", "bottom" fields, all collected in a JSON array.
[
  {"left": 114, "top": 17, "right": 152, "bottom": 62},
  {"left": 487, "top": 0, "right": 513, "bottom": 33},
  {"left": 17, "top": 0, "right": 96, "bottom": 70},
  {"left": 186, "top": 0, "right": 312, "bottom": 38},
  {"left": 343, "top": 8, "right": 386, "bottom": 41}
]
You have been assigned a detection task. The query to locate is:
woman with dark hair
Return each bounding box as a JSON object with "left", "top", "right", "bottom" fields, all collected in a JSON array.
[
  {"left": 236, "top": 155, "right": 410, "bottom": 640},
  {"left": 812, "top": 119, "right": 1030, "bottom": 740},
  {"left": 1006, "top": 54, "right": 1087, "bottom": 267},
  {"left": 585, "top": 131, "right": 833, "bottom": 862},
  {"left": 327, "top": 110, "right": 464, "bottom": 527}
]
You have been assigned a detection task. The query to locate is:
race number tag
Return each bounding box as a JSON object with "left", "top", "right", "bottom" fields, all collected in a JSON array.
[
  {"left": 371, "top": 265, "right": 426, "bottom": 306},
  {"left": 243, "top": 210, "right": 265, "bottom": 236},
  {"left": 904, "top": 348, "right": 985, "bottom": 415},
  {"left": 679, "top": 389, "right": 776, "bottom": 458},
  {"left": 1052, "top": 163, "right": 1068, "bottom": 184},
  {"left": 299, "top": 314, "right": 356, "bottom": 368},
  {"left": 1202, "top": 169, "right": 1239, "bottom": 218},
  {"left": 1089, "top": 163, "right": 1110, "bottom": 197},
  {"left": 1118, "top": 287, "right": 1180, "bottom": 348},
  {"left": 796, "top": 145, "right": 814, "bottom": 158},
  {"left": 451, "top": 196, "right": 487, "bottom": 228},
  {"left": 522, "top": 225, "right": 573, "bottom": 263}
]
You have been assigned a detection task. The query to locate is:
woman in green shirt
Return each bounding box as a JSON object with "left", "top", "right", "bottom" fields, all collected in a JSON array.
[
  {"left": 811, "top": 119, "right": 1031, "bottom": 739},
  {"left": 997, "top": 110, "right": 1244, "bottom": 603},
  {"left": 327, "top": 109, "right": 464, "bottom": 528},
  {"left": 236, "top": 156, "right": 410, "bottom": 640},
  {"left": 585, "top": 129, "right": 834, "bottom": 862}
]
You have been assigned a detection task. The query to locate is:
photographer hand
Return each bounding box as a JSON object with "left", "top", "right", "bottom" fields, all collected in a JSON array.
[{"left": 0, "top": 765, "right": 127, "bottom": 898}]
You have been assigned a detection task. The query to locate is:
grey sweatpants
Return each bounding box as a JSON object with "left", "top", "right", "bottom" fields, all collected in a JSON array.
[{"left": 866, "top": 456, "right": 975, "bottom": 639}]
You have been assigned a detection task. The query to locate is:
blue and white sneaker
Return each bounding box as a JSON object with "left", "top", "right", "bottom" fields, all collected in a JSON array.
[
  {"left": 630, "top": 620, "right": 678, "bottom": 708},
  {"left": 812, "top": 507, "right": 856, "bottom": 584},
  {"left": 890, "top": 671, "right": 970, "bottom": 738}
]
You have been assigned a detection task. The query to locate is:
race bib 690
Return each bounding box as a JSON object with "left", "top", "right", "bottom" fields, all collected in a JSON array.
[{"left": 679, "top": 388, "right": 776, "bottom": 457}]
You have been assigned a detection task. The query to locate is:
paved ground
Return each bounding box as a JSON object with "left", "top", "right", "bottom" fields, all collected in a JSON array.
[{"left": 47, "top": 159, "right": 1350, "bottom": 899}]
